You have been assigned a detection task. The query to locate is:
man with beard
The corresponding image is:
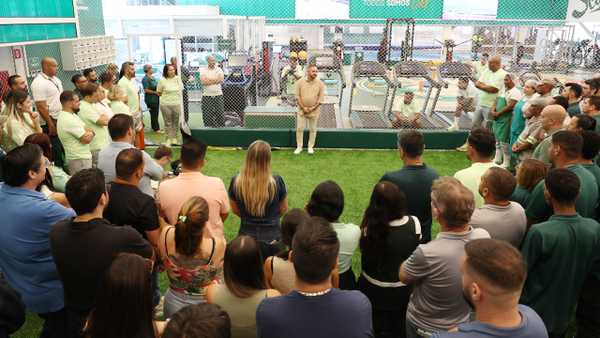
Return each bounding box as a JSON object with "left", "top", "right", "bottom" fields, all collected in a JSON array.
[
  {"left": 432, "top": 239, "right": 548, "bottom": 338},
  {"left": 57, "top": 91, "right": 94, "bottom": 175},
  {"left": 520, "top": 169, "right": 600, "bottom": 338}
]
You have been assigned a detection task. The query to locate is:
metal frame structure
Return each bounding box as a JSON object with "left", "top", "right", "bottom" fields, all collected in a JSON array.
[
  {"left": 384, "top": 18, "right": 416, "bottom": 64},
  {"left": 388, "top": 60, "right": 442, "bottom": 119},
  {"left": 308, "top": 52, "right": 347, "bottom": 106},
  {"left": 349, "top": 61, "right": 394, "bottom": 128}
]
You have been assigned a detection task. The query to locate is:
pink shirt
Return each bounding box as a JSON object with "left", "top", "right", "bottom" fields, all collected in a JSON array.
[{"left": 158, "top": 172, "right": 230, "bottom": 239}]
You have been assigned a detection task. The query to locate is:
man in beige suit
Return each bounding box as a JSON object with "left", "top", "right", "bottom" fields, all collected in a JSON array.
[{"left": 294, "top": 64, "right": 325, "bottom": 155}]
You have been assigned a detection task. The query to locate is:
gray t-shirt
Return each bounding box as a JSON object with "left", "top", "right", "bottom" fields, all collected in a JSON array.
[
  {"left": 431, "top": 305, "right": 548, "bottom": 338},
  {"left": 470, "top": 202, "right": 527, "bottom": 248},
  {"left": 404, "top": 227, "right": 490, "bottom": 331}
]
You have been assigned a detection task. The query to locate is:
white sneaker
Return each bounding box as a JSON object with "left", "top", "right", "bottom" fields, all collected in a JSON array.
[
  {"left": 308, "top": 147, "right": 314, "bottom": 154},
  {"left": 294, "top": 147, "right": 302, "bottom": 154}
]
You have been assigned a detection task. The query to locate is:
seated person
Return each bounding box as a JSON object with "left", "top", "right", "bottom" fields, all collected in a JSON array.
[
  {"left": 153, "top": 145, "right": 173, "bottom": 168},
  {"left": 162, "top": 303, "right": 231, "bottom": 338},
  {"left": 448, "top": 77, "right": 478, "bottom": 131},
  {"left": 392, "top": 92, "right": 421, "bottom": 129}
]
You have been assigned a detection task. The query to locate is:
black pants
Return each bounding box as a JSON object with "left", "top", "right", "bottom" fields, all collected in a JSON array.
[
  {"left": 358, "top": 276, "right": 411, "bottom": 338},
  {"left": 42, "top": 122, "right": 65, "bottom": 168},
  {"left": 146, "top": 102, "right": 160, "bottom": 131},
  {"left": 183, "top": 87, "right": 190, "bottom": 123},
  {"left": 576, "top": 277, "right": 600, "bottom": 338},
  {"left": 339, "top": 269, "right": 357, "bottom": 290},
  {"left": 65, "top": 309, "right": 88, "bottom": 338},
  {"left": 201, "top": 95, "right": 225, "bottom": 128},
  {"left": 38, "top": 308, "right": 67, "bottom": 338}
]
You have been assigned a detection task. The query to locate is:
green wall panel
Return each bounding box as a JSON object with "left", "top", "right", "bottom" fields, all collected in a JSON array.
[
  {"left": 350, "top": 0, "right": 443, "bottom": 19},
  {"left": 77, "top": 0, "right": 106, "bottom": 36},
  {"left": 0, "top": 24, "right": 77, "bottom": 44},
  {"left": 177, "top": 0, "right": 295, "bottom": 18},
  {"left": 497, "top": 0, "right": 568, "bottom": 20},
  {"left": 0, "top": 0, "right": 75, "bottom": 18}
]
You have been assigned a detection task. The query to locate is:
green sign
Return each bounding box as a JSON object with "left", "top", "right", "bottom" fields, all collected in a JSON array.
[
  {"left": 0, "top": 0, "right": 75, "bottom": 18},
  {"left": 177, "top": 0, "right": 295, "bottom": 18},
  {"left": 0, "top": 24, "right": 77, "bottom": 44},
  {"left": 497, "top": 0, "right": 568, "bottom": 20},
  {"left": 350, "top": 0, "right": 443, "bottom": 19}
]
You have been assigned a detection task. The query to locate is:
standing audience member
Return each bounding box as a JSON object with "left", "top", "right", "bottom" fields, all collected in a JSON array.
[
  {"left": 582, "top": 95, "right": 600, "bottom": 134},
  {"left": 510, "top": 159, "right": 547, "bottom": 209},
  {"left": 118, "top": 61, "right": 144, "bottom": 149},
  {"left": 306, "top": 180, "right": 360, "bottom": 290},
  {"left": 551, "top": 96, "right": 569, "bottom": 112},
  {"left": 207, "top": 236, "right": 280, "bottom": 338},
  {"left": 1, "top": 75, "right": 27, "bottom": 114},
  {"left": 470, "top": 167, "right": 526, "bottom": 247},
  {"left": 472, "top": 55, "right": 506, "bottom": 130},
  {"left": 142, "top": 64, "right": 161, "bottom": 133},
  {"left": 24, "top": 133, "right": 70, "bottom": 198},
  {"left": 381, "top": 130, "right": 439, "bottom": 243},
  {"left": 107, "top": 85, "right": 130, "bottom": 115},
  {"left": 526, "top": 131, "right": 598, "bottom": 224},
  {"left": 0, "top": 276, "right": 26, "bottom": 338},
  {"left": 57, "top": 91, "right": 93, "bottom": 175},
  {"left": 70, "top": 74, "right": 88, "bottom": 98},
  {"left": 509, "top": 79, "right": 538, "bottom": 152},
  {"left": 50, "top": 168, "right": 154, "bottom": 338},
  {"left": 229, "top": 140, "right": 288, "bottom": 244},
  {"left": 97, "top": 114, "right": 163, "bottom": 197},
  {"left": 280, "top": 56, "right": 303, "bottom": 100},
  {"left": 511, "top": 97, "right": 547, "bottom": 162},
  {"left": 520, "top": 168, "right": 600, "bottom": 338},
  {"left": 31, "top": 57, "right": 65, "bottom": 166},
  {"left": 432, "top": 239, "right": 548, "bottom": 338},
  {"left": 257, "top": 217, "right": 373, "bottom": 338},
  {"left": 534, "top": 79, "right": 555, "bottom": 103},
  {"left": 83, "top": 68, "right": 97, "bottom": 83},
  {"left": 83, "top": 253, "right": 165, "bottom": 338},
  {"left": 359, "top": 181, "right": 421, "bottom": 338},
  {"left": 568, "top": 114, "right": 596, "bottom": 132},
  {"left": 579, "top": 130, "right": 600, "bottom": 196},
  {"left": 454, "top": 128, "right": 498, "bottom": 208},
  {"left": 94, "top": 82, "right": 113, "bottom": 119},
  {"left": 263, "top": 209, "right": 312, "bottom": 295},
  {"left": 103, "top": 148, "right": 162, "bottom": 305},
  {"left": 201, "top": 55, "right": 225, "bottom": 128},
  {"left": 399, "top": 177, "right": 490, "bottom": 337},
  {"left": 99, "top": 72, "right": 114, "bottom": 97},
  {"left": 158, "top": 138, "right": 229, "bottom": 238},
  {"left": 78, "top": 83, "right": 109, "bottom": 166},
  {"left": 157, "top": 64, "right": 183, "bottom": 145},
  {"left": 158, "top": 196, "right": 226, "bottom": 318},
  {"left": 162, "top": 303, "right": 231, "bottom": 338},
  {"left": 1, "top": 89, "right": 42, "bottom": 151},
  {"left": 0, "top": 144, "right": 74, "bottom": 338},
  {"left": 563, "top": 82, "right": 583, "bottom": 116},
  {"left": 106, "top": 63, "right": 119, "bottom": 79},
  {"left": 294, "top": 64, "right": 325, "bottom": 155},
  {"left": 491, "top": 73, "right": 521, "bottom": 168},
  {"left": 532, "top": 105, "right": 567, "bottom": 167}
]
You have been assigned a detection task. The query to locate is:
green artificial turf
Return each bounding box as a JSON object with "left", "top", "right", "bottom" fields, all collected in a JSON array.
[{"left": 12, "top": 146, "right": 469, "bottom": 338}]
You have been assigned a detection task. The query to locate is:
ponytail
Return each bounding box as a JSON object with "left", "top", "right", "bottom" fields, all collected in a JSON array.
[{"left": 174, "top": 196, "right": 210, "bottom": 257}]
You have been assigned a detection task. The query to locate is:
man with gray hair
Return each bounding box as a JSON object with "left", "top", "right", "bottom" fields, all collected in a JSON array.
[
  {"left": 200, "top": 55, "right": 225, "bottom": 127},
  {"left": 512, "top": 97, "right": 548, "bottom": 162}
]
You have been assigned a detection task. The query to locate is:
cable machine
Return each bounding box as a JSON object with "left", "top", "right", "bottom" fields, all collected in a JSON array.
[{"left": 384, "top": 18, "right": 416, "bottom": 64}]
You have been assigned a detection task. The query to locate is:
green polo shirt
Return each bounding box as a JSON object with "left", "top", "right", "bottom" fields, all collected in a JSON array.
[
  {"left": 567, "top": 101, "right": 581, "bottom": 117},
  {"left": 582, "top": 162, "right": 600, "bottom": 219},
  {"left": 520, "top": 214, "right": 600, "bottom": 334},
  {"left": 142, "top": 75, "right": 159, "bottom": 106},
  {"left": 117, "top": 76, "right": 140, "bottom": 113},
  {"left": 510, "top": 186, "right": 531, "bottom": 209},
  {"left": 57, "top": 110, "right": 91, "bottom": 161},
  {"left": 526, "top": 164, "right": 599, "bottom": 223},
  {"left": 78, "top": 101, "right": 109, "bottom": 151},
  {"left": 477, "top": 68, "right": 506, "bottom": 108},
  {"left": 532, "top": 128, "right": 563, "bottom": 168}
]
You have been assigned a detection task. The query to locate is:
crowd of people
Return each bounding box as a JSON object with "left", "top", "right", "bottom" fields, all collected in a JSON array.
[{"left": 0, "top": 53, "right": 599, "bottom": 338}]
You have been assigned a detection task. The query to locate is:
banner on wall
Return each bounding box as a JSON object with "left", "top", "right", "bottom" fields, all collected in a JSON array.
[
  {"left": 350, "top": 0, "right": 443, "bottom": 19},
  {"left": 567, "top": 0, "right": 600, "bottom": 21}
]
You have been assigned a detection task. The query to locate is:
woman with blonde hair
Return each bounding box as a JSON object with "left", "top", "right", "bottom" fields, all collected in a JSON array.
[
  {"left": 158, "top": 196, "right": 226, "bottom": 318},
  {"left": 1, "top": 90, "right": 42, "bottom": 151},
  {"left": 229, "top": 140, "right": 288, "bottom": 244}
]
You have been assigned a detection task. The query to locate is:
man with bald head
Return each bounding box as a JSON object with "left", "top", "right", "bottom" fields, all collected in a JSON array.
[
  {"left": 472, "top": 55, "right": 506, "bottom": 130},
  {"left": 532, "top": 105, "right": 567, "bottom": 167},
  {"left": 200, "top": 55, "right": 225, "bottom": 127},
  {"left": 31, "top": 57, "right": 65, "bottom": 166}
]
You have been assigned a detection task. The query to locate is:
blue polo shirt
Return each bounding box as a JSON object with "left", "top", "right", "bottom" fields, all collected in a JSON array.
[{"left": 0, "top": 184, "right": 75, "bottom": 314}]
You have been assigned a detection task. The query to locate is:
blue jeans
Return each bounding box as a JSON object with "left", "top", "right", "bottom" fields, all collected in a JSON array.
[
  {"left": 163, "top": 288, "right": 205, "bottom": 319},
  {"left": 239, "top": 223, "right": 281, "bottom": 244},
  {"left": 471, "top": 105, "right": 492, "bottom": 130}
]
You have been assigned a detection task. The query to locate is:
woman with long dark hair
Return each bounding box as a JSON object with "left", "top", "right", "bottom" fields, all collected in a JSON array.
[
  {"left": 358, "top": 181, "right": 421, "bottom": 338},
  {"left": 207, "top": 236, "right": 279, "bottom": 338},
  {"left": 84, "top": 253, "right": 164, "bottom": 338},
  {"left": 1, "top": 89, "right": 42, "bottom": 151},
  {"left": 158, "top": 196, "right": 226, "bottom": 318}
]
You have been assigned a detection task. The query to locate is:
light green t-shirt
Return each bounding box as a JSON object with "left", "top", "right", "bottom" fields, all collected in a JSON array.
[
  {"left": 477, "top": 68, "right": 506, "bottom": 108},
  {"left": 109, "top": 100, "right": 131, "bottom": 115},
  {"left": 454, "top": 162, "right": 500, "bottom": 208},
  {"left": 399, "top": 100, "right": 420, "bottom": 117},
  {"left": 48, "top": 165, "right": 70, "bottom": 193},
  {"left": 57, "top": 110, "right": 92, "bottom": 161},
  {"left": 78, "top": 101, "right": 109, "bottom": 151},
  {"left": 117, "top": 76, "right": 140, "bottom": 113},
  {"left": 157, "top": 76, "right": 183, "bottom": 106},
  {"left": 332, "top": 222, "right": 361, "bottom": 274}
]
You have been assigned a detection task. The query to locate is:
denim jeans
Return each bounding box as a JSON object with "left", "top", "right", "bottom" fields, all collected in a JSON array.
[{"left": 471, "top": 105, "right": 492, "bottom": 130}]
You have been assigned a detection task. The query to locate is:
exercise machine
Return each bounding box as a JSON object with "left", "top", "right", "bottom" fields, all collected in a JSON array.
[
  {"left": 223, "top": 52, "right": 254, "bottom": 127},
  {"left": 431, "top": 61, "right": 477, "bottom": 129},
  {"left": 349, "top": 61, "right": 394, "bottom": 128},
  {"left": 383, "top": 18, "right": 416, "bottom": 65},
  {"left": 307, "top": 52, "right": 347, "bottom": 128}
]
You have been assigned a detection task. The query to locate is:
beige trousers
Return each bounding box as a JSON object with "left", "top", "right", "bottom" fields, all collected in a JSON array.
[{"left": 296, "top": 114, "right": 318, "bottom": 149}]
